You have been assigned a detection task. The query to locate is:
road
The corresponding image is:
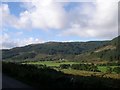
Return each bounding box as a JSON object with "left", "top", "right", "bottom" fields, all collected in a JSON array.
[{"left": 2, "top": 74, "right": 33, "bottom": 89}]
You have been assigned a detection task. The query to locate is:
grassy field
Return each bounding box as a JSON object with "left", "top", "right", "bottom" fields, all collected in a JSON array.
[
  {"left": 23, "top": 61, "right": 120, "bottom": 79},
  {"left": 61, "top": 69, "right": 120, "bottom": 79},
  {"left": 98, "top": 66, "right": 120, "bottom": 72},
  {"left": 23, "top": 61, "right": 79, "bottom": 66}
]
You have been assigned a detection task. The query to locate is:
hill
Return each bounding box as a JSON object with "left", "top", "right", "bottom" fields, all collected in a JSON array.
[
  {"left": 90, "top": 36, "right": 120, "bottom": 61},
  {"left": 2, "top": 36, "right": 120, "bottom": 62}
]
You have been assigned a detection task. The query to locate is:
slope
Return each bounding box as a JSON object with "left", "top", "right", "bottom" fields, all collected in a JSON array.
[{"left": 2, "top": 41, "right": 109, "bottom": 61}]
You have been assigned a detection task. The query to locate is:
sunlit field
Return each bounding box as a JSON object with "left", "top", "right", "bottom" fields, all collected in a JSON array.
[
  {"left": 22, "top": 61, "right": 79, "bottom": 66},
  {"left": 22, "top": 61, "right": 120, "bottom": 79}
]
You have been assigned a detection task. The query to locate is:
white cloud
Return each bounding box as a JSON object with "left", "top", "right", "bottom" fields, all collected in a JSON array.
[
  {"left": 0, "top": 33, "right": 17, "bottom": 49},
  {"left": 1, "top": 4, "right": 23, "bottom": 29},
  {"left": 1, "top": 0, "right": 118, "bottom": 49},
  {"left": 60, "top": 1, "right": 118, "bottom": 39},
  {"left": 59, "top": 24, "right": 99, "bottom": 38},
  {"left": 17, "top": 37, "right": 44, "bottom": 47},
  {"left": 1, "top": 0, "right": 68, "bottom": 30},
  {"left": 91, "top": 1, "right": 118, "bottom": 28},
  {"left": 0, "top": 33, "right": 44, "bottom": 49},
  {"left": 28, "top": 0, "right": 67, "bottom": 29},
  {"left": 2, "top": 1, "right": 118, "bottom": 34}
]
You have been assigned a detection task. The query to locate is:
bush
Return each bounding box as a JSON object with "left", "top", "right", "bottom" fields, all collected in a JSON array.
[
  {"left": 60, "top": 64, "right": 70, "bottom": 69},
  {"left": 113, "top": 67, "right": 120, "bottom": 74},
  {"left": 71, "top": 64, "right": 99, "bottom": 72},
  {"left": 106, "top": 67, "right": 112, "bottom": 73}
]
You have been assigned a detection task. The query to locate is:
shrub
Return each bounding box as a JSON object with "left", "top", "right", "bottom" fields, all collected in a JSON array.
[
  {"left": 113, "top": 67, "right": 120, "bottom": 74},
  {"left": 60, "top": 64, "right": 70, "bottom": 69}
]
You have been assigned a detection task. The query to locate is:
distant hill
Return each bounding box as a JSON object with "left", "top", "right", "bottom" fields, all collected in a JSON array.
[
  {"left": 90, "top": 36, "right": 120, "bottom": 61},
  {"left": 2, "top": 36, "right": 120, "bottom": 62}
]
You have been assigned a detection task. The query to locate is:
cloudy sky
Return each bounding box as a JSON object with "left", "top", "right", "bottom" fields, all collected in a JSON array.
[{"left": 0, "top": 0, "right": 119, "bottom": 49}]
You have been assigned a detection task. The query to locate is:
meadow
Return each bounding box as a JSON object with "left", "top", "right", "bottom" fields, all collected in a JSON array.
[
  {"left": 98, "top": 66, "right": 119, "bottom": 72},
  {"left": 23, "top": 61, "right": 79, "bottom": 66},
  {"left": 22, "top": 61, "right": 120, "bottom": 79}
]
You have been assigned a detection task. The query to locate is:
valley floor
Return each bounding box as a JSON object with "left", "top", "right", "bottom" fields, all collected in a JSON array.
[
  {"left": 61, "top": 69, "right": 120, "bottom": 79},
  {"left": 23, "top": 61, "right": 120, "bottom": 79}
]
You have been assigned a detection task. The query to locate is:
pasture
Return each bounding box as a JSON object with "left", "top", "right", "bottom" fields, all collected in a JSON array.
[
  {"left": 61, "top": 69, "right": 120, "bottom": 79},
  {"left": 23, "top": 61, "right": 79, "bottom": 66},
  {"left": 22, "top": 61, "right": 120, "bottom": 79},
  {"left": 98, "top": 66, "right": 120, "bottom": 72}
]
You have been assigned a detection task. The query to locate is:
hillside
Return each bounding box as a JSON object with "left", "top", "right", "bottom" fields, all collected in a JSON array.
[
  {"left": 90, "top": 36, "right": 120, "bottom": 61},
  {"left": 2, "top": 36, "right": 120, "bottom": 62}
]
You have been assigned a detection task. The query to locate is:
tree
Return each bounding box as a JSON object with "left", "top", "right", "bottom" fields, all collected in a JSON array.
[
  {"left": 106, "top": 67, "right": 112, "bottom": 73},
  {"left": 113, "top": 67, "right": 120, "bottom": 74},
  {"left": 60, "top": 64, "right": 70, "bottom": 69}
]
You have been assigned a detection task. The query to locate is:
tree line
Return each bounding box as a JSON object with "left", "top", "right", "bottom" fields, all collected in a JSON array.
[{"left": 59, "top": 63, "right": 100, "bottom": 72}]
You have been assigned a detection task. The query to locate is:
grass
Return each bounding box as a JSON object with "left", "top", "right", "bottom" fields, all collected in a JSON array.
[
  {"left": 61, "top": 69, "right": 99, "bottom": 76},
  {"left": 98, "top": 66, "right": 120, "bottom": 72},
  {"left": 23, "top": 61, "right": 120, "bottom": 79},
  {"left": 23, "top": 61, "right": 79, "bottom": 67},
  {"left": 61, "top": 69, "right": 120, "bottom": 79},
  {"left": 98, "top": 66, "right": 107, "bottom": 72}
]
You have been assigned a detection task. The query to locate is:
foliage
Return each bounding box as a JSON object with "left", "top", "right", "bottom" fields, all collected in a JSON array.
[
  {"left": 97, "top": 62, "right": 120, "bottom": 66},
  {"left": 113, "top": 67, "right": 120, "bottom": 74},
  {"left": 71, "top": 64, "right": 100, "bottom": 72},
  {"left": 59, "top": 64, "right": 70, "bottom": 69},
  {"left": 91, "top": 36, "right": 120, "bottom": 61},
  {"left": 92, "top": 49, "right": 120, "bottom": 61},
  {"left": 2, "top": 62, "right": 120, "bottom": 88},
  {"left": 106, "top": 67, "right": 112, "bottom": 73},
  {"left": 2, "top": 41, "right": 109, "bottom": 60}
]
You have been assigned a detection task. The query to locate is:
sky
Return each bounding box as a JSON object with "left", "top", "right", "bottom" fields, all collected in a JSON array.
[{"left": 0, "top": 0, "right": 119, "bottom": 49}]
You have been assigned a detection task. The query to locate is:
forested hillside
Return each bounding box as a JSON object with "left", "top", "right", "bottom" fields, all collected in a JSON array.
[
  {"left": 2, "top": 36, "right": 120, "bottom": 62},
  {"left": 90, "top": 36, "right": 120, "bottom": 61}
]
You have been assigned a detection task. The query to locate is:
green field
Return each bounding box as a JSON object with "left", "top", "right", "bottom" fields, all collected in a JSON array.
[
  {"left": 98, "top": 66, "right": 107, "bottom": 72},
  {"left": 61, "top": 69, "right": 120, "bottom": 79},
  {"left": 21, "top": 61, "right": 120, "bottom": 79},
  {"left": 23, "top": 61, "right": 119, "bottom": 72},
  {"left": 23, "top": 61, "right": 79, "bottom": 67},
  {"left": 98, "top": 66, "right": 120, "bottom": 72}
]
